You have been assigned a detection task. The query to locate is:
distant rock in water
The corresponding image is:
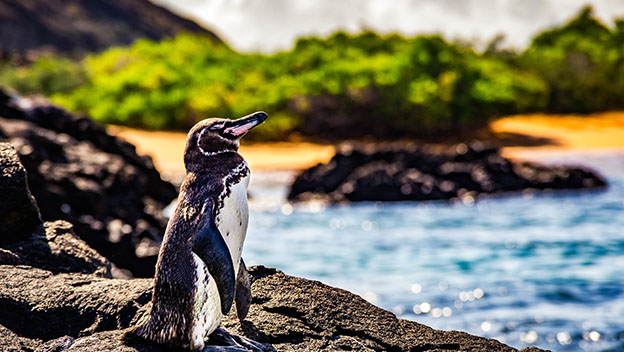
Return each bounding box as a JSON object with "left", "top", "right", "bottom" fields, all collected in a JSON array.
[
  {"left": 0, "top": 0, "right": 220, "bottom": 53},
  {"left": 289, "top": 142, "right": 607, "bottom": 203},
  {"left": 0, "top": 89, "right": 178, "bottom": 277}
]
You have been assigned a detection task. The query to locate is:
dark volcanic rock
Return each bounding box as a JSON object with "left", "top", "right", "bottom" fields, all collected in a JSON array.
[
  {"left": 3, "top": 220, "right": 112, "bottom": 277},
  {"left": 0, "top": 265, "right": 547, "bottom": 352},
  {"left": 0, "top": 265, "right": 151, "bottom": 342},
  {"left": 0, "top": 142, "right": 42, "bottom": 242},
  {"left": 222, "top": 266, "right": 536, "bottom": 352},
  {"left": 1, "top": 141, "right": 111, "bottom": 277},
  {"left": 0, "top": 248, "right": 19, "bottom": 264},
  {"left": 289, "top": 142, "right": 607, "bottom": 203},
  {"left": 0, "top": 89, "right": 178, "bottom": 277},
  {"left": 0, "top": 0, "right": 220, "bottom": 54},
  {"left": 0, "top": 323, "right": 40, "bottom": 352}
]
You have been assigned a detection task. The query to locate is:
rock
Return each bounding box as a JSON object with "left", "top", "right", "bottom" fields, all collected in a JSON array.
[
  {"left": 3, "top": 220, "right": 112, "bottom": 277},
  {"left": 0, "top": 140, "right": 112, "bottom": 276},
  {"left": 0, "top": 89, "right": 178, "bottom": 277},
  {"left": 0, "top": 248, "right": 20, "bottom": 264},
  {"left": 222, "top": 266, "right": 538, "bottom": 351},
  {"left": 0, "top": 142, "right": 42, "bottom": 243},
  {"left": 289, "top": 142, "right": 607, "bottom": 203},
  {"left": 0, "top": 265, "right": 152, "bottom": 342},
  {"left": 0, "top": 323, "right": 41, "bottom": 352},
  {"left": 0, "top": 265, "right": 547, "bottom": 351},
  {"left": 37, "top": 336, "right": 75, "bottom": 352}
]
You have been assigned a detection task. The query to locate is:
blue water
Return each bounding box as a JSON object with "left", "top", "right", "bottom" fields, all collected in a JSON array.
[{"left": 242, "top": 157, "right": 624, "bottom": 352}]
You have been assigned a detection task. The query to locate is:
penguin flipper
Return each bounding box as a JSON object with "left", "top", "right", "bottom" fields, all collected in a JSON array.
[
  {"left": 235, "top": 259, "right": 252, "bottom": 321},
  {"left": 192, "top": 206, "right": 236, "bottom": 315}
]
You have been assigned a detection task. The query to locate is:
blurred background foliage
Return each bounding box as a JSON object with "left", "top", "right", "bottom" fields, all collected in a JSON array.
[{"left": 0, "top": 6, "right": 622, "bottom": 140}]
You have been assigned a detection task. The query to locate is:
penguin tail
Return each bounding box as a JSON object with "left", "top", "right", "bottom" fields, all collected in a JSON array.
[
  {"left": 122, "top": 311, "right": 188, "bottom": 347},
  {"left": 121, "top": 314, "right": 162, "bottom": 344},
  {"left": 121, "top": 321, "right": 150, "bottom": 343}
]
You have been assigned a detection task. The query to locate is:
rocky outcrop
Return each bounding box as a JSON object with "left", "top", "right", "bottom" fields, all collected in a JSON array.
[
  {"left": 222, "top": 266, "right": 539, "bottom": 352},
  {"left": 0, "top": 91, "right": 178, "bottom": 277},
  {"left": 0, "top": 143, "right": 41, "bottom": 242},
  {"left": 0, "top": 265, "right": 546, "bottom": 352},
  {"left": 0, "top": 265, "right": 150, "bottom": 342},
  {"left": 2, "top": 220, "right": 112, "bottom": 277},
  {"left": 0, "top": 141, "right": 112, "bottom": 276},
  {"left": 0, "top": 324, "right": 40, "bottom": 352},
  {"left": 289, "top": 142, "right": 607, "bottom": 203},
  {"left": 0, "top": 0, "right": 220, "bottom": 54}
]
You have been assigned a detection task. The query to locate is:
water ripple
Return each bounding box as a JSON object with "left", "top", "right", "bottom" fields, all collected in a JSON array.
[{"left": 244, "top": 177, "right": 624, "bottom": 351}]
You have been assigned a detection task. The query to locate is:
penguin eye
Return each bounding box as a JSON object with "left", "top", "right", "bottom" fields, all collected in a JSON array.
[{"left": 208, "top": 123, "right": 224, "bottom": 132}]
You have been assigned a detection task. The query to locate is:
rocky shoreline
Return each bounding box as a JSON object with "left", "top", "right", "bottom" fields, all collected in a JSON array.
[
  {"left": 0, "top": 262, "right": 547, "bottom": 352},
  {"left": 0, "top": 97, "right": 548, "bottom": 350},
  {"left": 289, "top": 142, "right": 606, "bottom": 203}
]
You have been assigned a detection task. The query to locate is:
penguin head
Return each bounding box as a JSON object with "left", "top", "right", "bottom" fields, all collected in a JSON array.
[{"left": 184, "top": 111, "right": 268, "bottom": 167}]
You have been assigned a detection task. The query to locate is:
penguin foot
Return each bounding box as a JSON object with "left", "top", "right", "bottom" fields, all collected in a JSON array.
[
  {"left": 200, "top": 347, "right": 253, "bottom": 352},
  {"left": 204, "top": 327, "right": 273, "bottom": 352}
]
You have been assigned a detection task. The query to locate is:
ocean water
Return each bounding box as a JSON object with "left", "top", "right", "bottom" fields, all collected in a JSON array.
[{"left": 242, "top": 153, "right": 624, "bottom": 351}]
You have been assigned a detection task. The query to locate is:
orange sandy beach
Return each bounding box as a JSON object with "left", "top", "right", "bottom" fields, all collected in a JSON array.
[
  {"left": 107, "top": 126, "right": 336, "bottom": 175},
  {"left": 108, "top": 111, "right": 624, "bottom": 176},
  {"left": 491, "top": 111, "right": 624, "bottom": 160}
]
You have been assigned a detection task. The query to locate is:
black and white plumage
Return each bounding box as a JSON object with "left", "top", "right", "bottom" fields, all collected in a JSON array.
[{"left": 124, "top": 112, "right": 267, "bottom": 351}]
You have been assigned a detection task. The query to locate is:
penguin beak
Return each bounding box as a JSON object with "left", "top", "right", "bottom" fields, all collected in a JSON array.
[{"left": 222, "top": 112, "right": 268, "bottom": 138}]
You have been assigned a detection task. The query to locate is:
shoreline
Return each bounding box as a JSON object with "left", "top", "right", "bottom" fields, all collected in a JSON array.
[
  {"left": 108, "top": 111, "right": 624, "bottom": 175},
  {"left": 107, "top": 126, "right": 336, "bottom": 174},
  {"left": 491, "top": 111, "right": 624, "bottom": 161}
]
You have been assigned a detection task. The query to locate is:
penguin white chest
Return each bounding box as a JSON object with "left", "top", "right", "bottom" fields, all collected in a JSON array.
[
  {"left": 215, "top": 174, "right": 250, "bottom": 271},
  {"left": 190, "top": 174, "right": 250, "bottom": 349},
  {"left": 190, "top": 253, "right": 221, "bottom": 349}
]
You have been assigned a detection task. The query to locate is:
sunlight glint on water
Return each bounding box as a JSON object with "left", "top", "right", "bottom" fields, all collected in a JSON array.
[{"left": 243, "top": 176, "right": 624, "bottom": 351}]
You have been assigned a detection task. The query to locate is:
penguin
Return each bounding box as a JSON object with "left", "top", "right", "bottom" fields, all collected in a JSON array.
[{"left": 124, "top": 111, "right": 268, "bottom": 351}]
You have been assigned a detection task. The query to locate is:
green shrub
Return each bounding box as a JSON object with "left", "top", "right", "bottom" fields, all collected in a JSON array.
[
  {"left": 0, "top": 55, "right": 86, "bottom": 95},
  {"left": 520, "top": 6, "right": 624, "bottom": 112}
]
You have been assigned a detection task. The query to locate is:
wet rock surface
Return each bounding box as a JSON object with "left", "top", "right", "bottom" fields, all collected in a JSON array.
[
  {"left": 289, "top": 142, "right": 607, "bottom": 203},
  {"left": 0, "top": 89, "right": 177, "bottom": 277}
]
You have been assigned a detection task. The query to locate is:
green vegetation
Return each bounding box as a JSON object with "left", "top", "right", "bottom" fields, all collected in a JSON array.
[
  {"left": 520, "top": 7, "right": 624, "bottom": 113},
  {"left": 0, "top": 6, "right": 622, "bottom": 140}
]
